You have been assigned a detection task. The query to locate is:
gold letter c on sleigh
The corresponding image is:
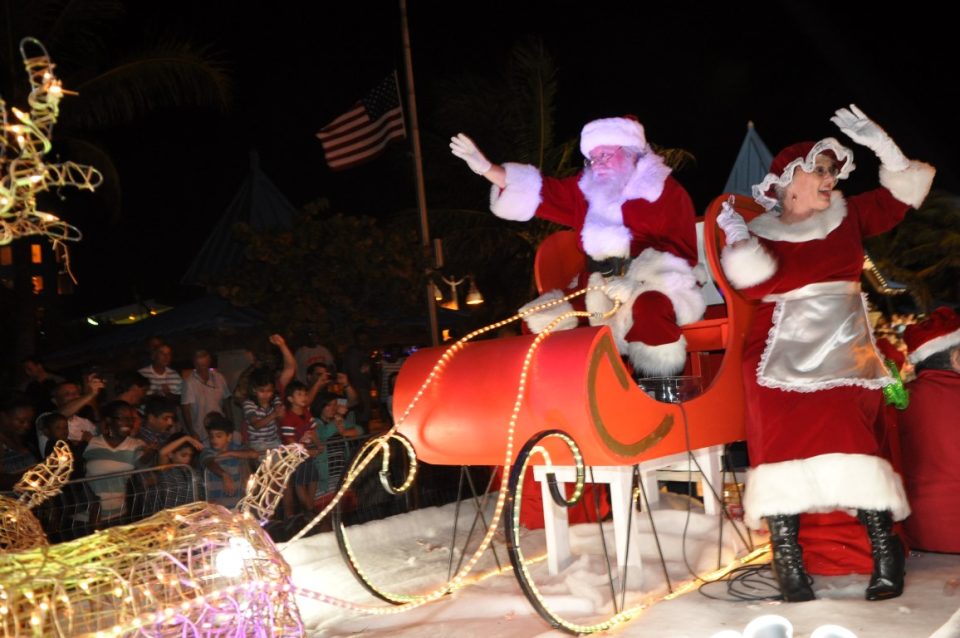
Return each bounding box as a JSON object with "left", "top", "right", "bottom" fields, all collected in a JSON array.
[{"left": 587, "top": 334, "right": 673, "bottom": 458}]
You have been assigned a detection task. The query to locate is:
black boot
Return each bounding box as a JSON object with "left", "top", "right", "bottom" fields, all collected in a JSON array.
[
  {"left": 857, "top": 509, "right": 905, "bottom": 600},
  {"left": 766, "top": 514, "right": 815, "bottom": 602}
]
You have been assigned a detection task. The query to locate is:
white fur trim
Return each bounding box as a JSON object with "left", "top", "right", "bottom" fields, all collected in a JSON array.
[
  {"left": 748, "top": 192, "right": 847, "bottom": 243},
  {"left": 580, "top": 117, "right": 646, "bottom": 156},
  {"left": 627, "top": 336, "right": 687, "bottom": 377},
  {"left": 489, "top": 163, "right": 542, "bottom": 222},
  {"left": 599, "top": 248, "right": 705, "bottom": 354},
  {"left": 584, "top": 272, "right": 614, "bottom": 327},
  {"left": 743, "top": 453, "right": 910, "bottom": 529},
  {"left": 576, "top": 152, "right": 671, "bottom": 260},
  {"left": 879, "top": 160, "right": 935, "bottom": 209},
  {"left": 908, "top": 327, "right": 960, "bottom": 364},
  {"left": 580, "top": 204, "right": 633, "bottom": 259},
  {"left": 692, "top": 263, "right": 708, "bottom": 286},
  {"left": 621, "top": 152, "right": 671, "bottom": 202},
  {"left": 622, "top": 248, "right": 706, "bottom": 326},
  {"left": 752, "top": 138, "right": 856, "bottom": 210},
  {"left": 519, "top": 290, "right": 577, "bottom": 333},
  {"left": 720, "top": 238, "right": 778, "bottom": 289}
]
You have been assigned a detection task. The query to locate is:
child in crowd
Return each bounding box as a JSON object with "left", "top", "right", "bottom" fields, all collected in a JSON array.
[
  {"left": 241, "top": 367, "right": 284, "bottom": 454},
  {"left": 315, "top": 393, "right": 365, "bottom": 439},
  {"left": 138, "top": 395, "right": 180, "bottom": 451},
  {"left": 153, "top": 433, "right": 204, "bottom": 510},
  {"left": 305, "top": 363, "right": 359, "bottom": 416},
  {"left": 38, "top": 411, "right": 85, "bottom": 478},
  {"left": 314, "top": 392, "right": 364, "bottom": 494},
  {"left": 0, "top": 398, "right": 39, "bottom": 490},
  {"left": 280, "top": 381, "right": 321, "bottom": 516},
  {"left": 201, "top": 413, "right": 258, "bottom": 509},
  {"left": 157, "top": 433, "right": 204, "bottom": 466}
]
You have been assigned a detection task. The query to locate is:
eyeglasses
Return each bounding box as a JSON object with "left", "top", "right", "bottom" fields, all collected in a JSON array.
[
  {"left": 584, "top": 148, "right": 639, "bottom": 169},
  {"left": 584, "top": 151, "right": 619, "bottom": 168},
  {"left": 812, "top": 164, "right": 840, "bottom": 179}
]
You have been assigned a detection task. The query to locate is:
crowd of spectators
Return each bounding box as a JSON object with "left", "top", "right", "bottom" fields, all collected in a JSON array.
[{"left": 0, "top": 330, "right": 406, "bottom": 534}]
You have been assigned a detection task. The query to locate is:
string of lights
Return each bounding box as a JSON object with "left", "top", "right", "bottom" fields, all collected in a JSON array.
[
  {"left": 285, "top": 286, "right": 767, "bottom": 631},
  {"left": 0, "top": 285, "right": 760, "bottom": 636},
  {"left": 285, "top": 288, "right": 619, "bottom": 618}
]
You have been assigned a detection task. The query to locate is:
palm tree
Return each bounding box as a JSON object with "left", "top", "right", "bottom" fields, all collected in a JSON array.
[{"left": 865, "top": 190, "right": 960, "bottom": 310}]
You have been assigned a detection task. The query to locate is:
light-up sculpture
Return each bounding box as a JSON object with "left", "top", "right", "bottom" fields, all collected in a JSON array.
[
  {"left": 0, "top": 444, "right": 308, "bottom": 636},
  {"left": 0, "top": 37, "right": 101, "bottom": 253}
]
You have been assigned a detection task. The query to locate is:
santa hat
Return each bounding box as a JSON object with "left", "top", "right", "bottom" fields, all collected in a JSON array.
[
  {"left": 580, "top": 117, "right": 647, "bottom": 156},
  {"left": 904, "top": 306, "right": 960, "bottom": 364},
  {"left": 752, "top": 138, "right": 856, "bottom": 210}
]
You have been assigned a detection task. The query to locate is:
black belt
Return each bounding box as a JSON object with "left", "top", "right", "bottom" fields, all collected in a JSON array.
[{"left": 586, "top": 256, "right": 629, "bottom": 277}]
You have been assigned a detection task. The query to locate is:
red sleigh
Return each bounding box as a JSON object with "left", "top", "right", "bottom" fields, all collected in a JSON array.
[
  {"left": 337, "top": 194, "right": 766, "bottom": 632},
  {"left": 393, "top": 193, "right": 759, "bottom": 468}
]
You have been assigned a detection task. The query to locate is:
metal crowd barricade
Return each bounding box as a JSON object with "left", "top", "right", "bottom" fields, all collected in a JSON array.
[
  {"left": 22, "top": 464, "right": 202, "bottom": 542},
  {"left": 10, "top": 431, "right": 482, "bottom": 544}
]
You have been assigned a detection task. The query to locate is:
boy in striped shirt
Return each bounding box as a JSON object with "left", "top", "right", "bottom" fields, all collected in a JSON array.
[
  {"left": 201, "top": 414, "right": 258, "bottom": 509},
  {"left": 241, "top": 367, "right": 284, "bottom": 453}
]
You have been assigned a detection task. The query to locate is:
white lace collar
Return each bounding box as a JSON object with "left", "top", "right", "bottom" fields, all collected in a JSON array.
[
  {"left": 748, "top": 192, "right": 847, "bottom": 243},
  {"left": 752, "top": 138, "right": 855, "bottom": 211}
]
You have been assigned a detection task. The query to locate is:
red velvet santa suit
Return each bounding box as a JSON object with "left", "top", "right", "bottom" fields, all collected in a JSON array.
[
  {"left": 721, "top": 156, "right": 935, "bottom": 534},
  {"left": 900, "top": 368, "right": 960, "bottom": 553},
  {"left": 490, "top": 155, "right": 704, "bottom": 376}
]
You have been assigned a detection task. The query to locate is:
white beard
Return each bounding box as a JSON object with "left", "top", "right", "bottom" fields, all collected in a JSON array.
[
  {"left": 577, "top": 152, "right": 672, "bottom": 260},
  {"left": 579, "top": 166, "right": 631, "bottom": 205},
  {"left": 578, "top": 167, "right": 632, "bottom": 259}
]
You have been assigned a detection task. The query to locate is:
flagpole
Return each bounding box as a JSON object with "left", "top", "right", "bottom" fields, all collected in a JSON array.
[{"left": 398, "top": 0, "right": 440, "bottom": 347}]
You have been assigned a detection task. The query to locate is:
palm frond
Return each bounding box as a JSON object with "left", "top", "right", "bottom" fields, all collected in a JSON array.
[
  {"left": 37, "top": 0, "right": 125, "bottom": 73},
  {"left": 63, "top": 41, "right": 231, "bottom": 127},
  {"left": 651, "top": 146, "right": 697, "bottom": 172},
  {"left": 552, "top": 139, "right": 580, "bottom": 176},
  {"left": 868, "top": 189, "right": 960, "bottom": 307},
  {"left": 506, "top": 36, "right": 558, "bottom": 169}
]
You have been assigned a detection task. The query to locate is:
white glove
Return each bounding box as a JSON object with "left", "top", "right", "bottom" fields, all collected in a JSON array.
[
  {"left": 831, "top": 104, "right": 909, "bottom": 172},
  {"left": 603, "top": 276, "right": 639, "bottom": 304},
  {"left": 450, "top": 133, "right": 492, "bottom": 175},
  {"left": 716, "top": 197, "right": 750, "bottom": 244}
]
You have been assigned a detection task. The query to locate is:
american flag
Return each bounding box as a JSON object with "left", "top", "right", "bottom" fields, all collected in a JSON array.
[{"left": 316, "top": 72, "right": 407, "bottom": 171}]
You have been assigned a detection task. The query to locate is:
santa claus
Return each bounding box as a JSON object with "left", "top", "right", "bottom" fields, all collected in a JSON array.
[{"left": 450, "top": 117, "right": 704, "bottom": 377}]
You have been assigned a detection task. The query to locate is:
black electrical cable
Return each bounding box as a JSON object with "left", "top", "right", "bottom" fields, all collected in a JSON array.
[
  {"left": 697, "top": 563, "right": 783, "bottom": 602},
  {"left": 675, "top": 400, "right": 756, "bottom": 586}
]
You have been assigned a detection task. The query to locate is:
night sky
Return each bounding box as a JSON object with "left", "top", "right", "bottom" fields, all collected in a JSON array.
[{"left": 25, "top": 1, "right": 960, "bottom": 315}]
